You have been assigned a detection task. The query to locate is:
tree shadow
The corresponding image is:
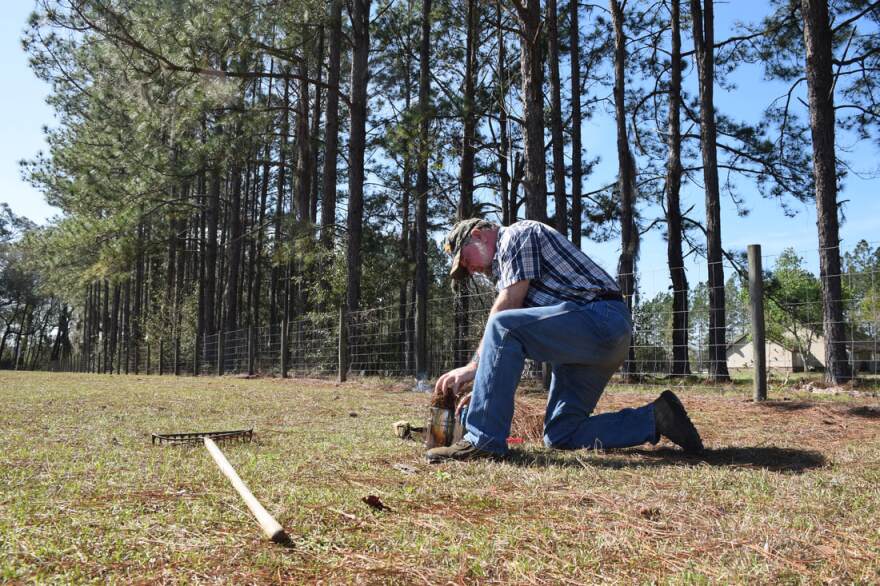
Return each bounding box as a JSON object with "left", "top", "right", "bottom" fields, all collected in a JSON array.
[
  {"left": 505, "top": 445, "right": 825, "bottom": 474},
  {"left": 847, "top": 406, "right": 880, "bottom": 419},
  {"left": 757, "top": 401, "right": 814, "bottom": 412}
]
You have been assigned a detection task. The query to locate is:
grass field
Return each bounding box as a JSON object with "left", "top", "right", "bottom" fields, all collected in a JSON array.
[{"left": 1, "top": 371, "right": 879, "bottom": 584}]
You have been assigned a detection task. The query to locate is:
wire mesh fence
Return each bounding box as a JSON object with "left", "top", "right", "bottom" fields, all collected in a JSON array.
[
  {"left": 753, "top": 243, "right": 880, "bottom": 378},
  {"left": 46, "top": 242, "right": 880, "bottom": 393}
]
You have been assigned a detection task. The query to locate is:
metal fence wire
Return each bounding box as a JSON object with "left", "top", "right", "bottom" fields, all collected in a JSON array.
[{"left": 51, "top": 242, "right": 880, "bottom": 391}]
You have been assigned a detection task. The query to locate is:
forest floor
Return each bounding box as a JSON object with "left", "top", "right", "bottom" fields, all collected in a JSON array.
[{"left": 1, "top": 371, "right": 879, "bottom": 584}]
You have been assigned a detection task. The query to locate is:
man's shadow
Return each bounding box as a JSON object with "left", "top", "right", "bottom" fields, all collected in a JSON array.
[{"left": 506, "top": 445, "right": 825, "bottom": 474}]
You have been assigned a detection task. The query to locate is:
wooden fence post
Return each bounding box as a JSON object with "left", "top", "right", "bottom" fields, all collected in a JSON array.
[
  {"left": 217, "top": 331, "right": 225, "bottom": 376},
  {"left": 248, "top": 324, "right": 256, "bottom": 376},
  {"left": 174, "top": 335, "right": 180, "bottom": 376},
  {"left": 146, "top": 342, "right": 151, "bottom": 375},
  {"left": 159, "top": 339, "right": 165, "bottom": 375},
  {"left": 280, "top": 319, "right": 289, "bottom": 378},
  {"left": 748, "top": 244, "right": 767, "bottom": 401},
  {"left": 338, "top": 304, "right": 349, "bottom": 382},
  {"left": 193, "top": 332, "right": 200, "bottom": 376}
]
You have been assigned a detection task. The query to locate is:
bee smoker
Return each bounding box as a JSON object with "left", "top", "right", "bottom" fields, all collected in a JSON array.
[{"left": 425, "top": 406, "right": 466, "bottom": 449}]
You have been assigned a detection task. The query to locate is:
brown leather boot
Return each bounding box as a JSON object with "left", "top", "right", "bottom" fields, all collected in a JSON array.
[{"left": 425, "top": 440, "right": 500, "bottom": 463}]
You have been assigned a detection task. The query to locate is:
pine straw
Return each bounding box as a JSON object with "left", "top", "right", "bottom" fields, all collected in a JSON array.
[
  {"left": 509, "top": 397, "right": 546, "bottom": 443},
  {"left": 2, "top": 371, "right": 880, "bottom": 583},
  {"left": 430, "top": 383, "right": 547, "bottom": 443}
]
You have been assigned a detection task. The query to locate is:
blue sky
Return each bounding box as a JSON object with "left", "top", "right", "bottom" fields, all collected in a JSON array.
[
  {"left": 581, "top": 2, "right": 880, "bottom": 296},
  {"left": 1, "top": 1, "right": 877, "bottom": 299},
  {"left": 1, "top": 1, "right": 57, "bottom": 224}
]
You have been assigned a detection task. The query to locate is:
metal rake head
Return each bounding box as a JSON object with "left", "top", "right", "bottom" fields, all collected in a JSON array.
[{"left": 151, "top": 428, "right": 253, "bottom": 445}]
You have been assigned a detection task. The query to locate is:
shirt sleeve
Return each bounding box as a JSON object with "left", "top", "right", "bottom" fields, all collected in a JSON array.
[{"left": 496, "top": 225, "right": 542, "bottom": 290}]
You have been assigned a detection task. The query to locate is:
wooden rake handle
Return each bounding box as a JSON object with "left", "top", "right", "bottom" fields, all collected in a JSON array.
[{"left": 203, "top": 437, "right": 291, "bottom": 544}]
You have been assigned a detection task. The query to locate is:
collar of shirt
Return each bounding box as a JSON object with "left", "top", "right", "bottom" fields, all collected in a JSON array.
[{"left": 490, "top": 226, "right": 506, "bottom": 281}]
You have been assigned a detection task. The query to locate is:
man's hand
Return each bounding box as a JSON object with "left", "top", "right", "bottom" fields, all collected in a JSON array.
[
  {"left": 434, "top": 362, "right": 477, "bottom": 396},
  {"left": 432, "top": 280, "right": 529, "bottom": 416},
  {"left": 456, "top": 391, "right": 472, "bottom": 416}
]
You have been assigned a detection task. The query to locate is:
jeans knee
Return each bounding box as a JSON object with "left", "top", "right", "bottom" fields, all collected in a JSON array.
[{"left": 485, "top": 313, "right": 508, "bottom": 335}]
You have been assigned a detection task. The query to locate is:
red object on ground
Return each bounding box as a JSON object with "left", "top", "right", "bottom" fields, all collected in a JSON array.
[{"left": 506, "top": 437, "right": 524, "bottom": 444}]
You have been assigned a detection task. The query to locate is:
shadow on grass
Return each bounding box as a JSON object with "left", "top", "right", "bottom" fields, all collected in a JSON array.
[
  {"left": 506, "top": 445, "right": 826, "bottom": 474},
  {"left": 757, "top": 401, "right": 814, "bottom": 412},
  {"left": 758, "top": 401, "right": 880, "bottom": 419},
  {"left": 847, "top": 406, "right": 880, "bottom": 419}
]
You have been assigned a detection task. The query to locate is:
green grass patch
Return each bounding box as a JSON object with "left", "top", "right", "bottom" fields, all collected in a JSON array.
[{"left": 1, "top": 371, "right": 879, "bottom": 583}]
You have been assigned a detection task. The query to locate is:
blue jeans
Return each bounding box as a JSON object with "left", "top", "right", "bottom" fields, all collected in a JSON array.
[{"left": 463, "top": 300, "right": 657, "bottom": 455}]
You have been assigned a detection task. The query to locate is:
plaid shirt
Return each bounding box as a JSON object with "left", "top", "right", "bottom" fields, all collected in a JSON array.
[{"left": 492, "top": 221, "right": 620, "bottom": 307}]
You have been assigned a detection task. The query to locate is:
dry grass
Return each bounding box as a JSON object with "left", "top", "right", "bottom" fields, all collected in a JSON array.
[{"left": 1, "top": 371, "right": 879, "bottom": 584}]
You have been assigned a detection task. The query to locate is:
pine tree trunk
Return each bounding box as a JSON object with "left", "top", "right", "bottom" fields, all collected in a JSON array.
[
  {"left": 296, "top": 55, "right": 312, "bottom": 223},
  {"left": 294, "top": 49, "right": 313, "bottom": 318},
  {"left": 50, "top": 305, "right": 68, "bottom": 363},
  {"left": 547, "top": 0, "right": 567, "bottom": 236},
  {"left": 215, "top": 181, "right": 228, "bottom": 335},
  {"left": 0, "top": 299, "right": 18, "bottom": 366},
  {"left": 13, "top": 302, "right": 29, "bottom": 370},
  {"left": 611, "top": 0, "right": 638, "bottom": 379},
  {"left": 399, "top": 23, "right": 415, "bottom": 375},
  {"left": 205, "top": 166, "right": 220, "bottom": 336},
  {"left": 310, "top": 26, "right": 324, "bottom": 225},
  {"left": 174, "top": 210, "right": 188, "bottom": 341},
  {"left": 271, "top": 72, "right": 290, "bottom": 327},
  {"left": 97, "top": 282, "right": 104, "bottom": 371},
  {"left": 497, "top": 0, "right": 512, "bottom": 226},
  {"left": 347, "top": 0, "right": 371, "bottom": 317},
  {"left": 253, "top": 151, "right": 271, "bottom": 328},
  {"left": 459, "top": 0, "right": 478, "bottom": 221},
  {"left": 455, "top": 0, "right": 479, "bottom": 368},
  {"left": 321, "top": 0, "right": 342, "bottom": 250},
  {"left": 515, "top": 0, "right": 547, "bottom": 222},
  {"left": 244, "top": 160, "right": 259, "bottom": 327},
  {"left": 511, "top": 152, "right": 525, "bottom": 220},
  {"left": 196, "top": 163, "right": 206, "bottom": 341},
  {"left": 801, "top": 0, "right": 851, "bottom": 383},
  {"left": 92, "top": 283, "right": 99, "bottom": 371},
  {"left": 0, "top": 323, "right": 11, "bottom": 366},
  {"left": 165, "top": 215, "right": 178, "bottom": 312},
  {"left": 109, "top": 284, "right": 120, "bottom": 373},
  {"left": 133, "top": 221, "right": 145, "bottom": 372},
  {"left": 690, "top": 0, "right": 730, "bottom": 381},
  {"left": 122, "top": 282, "right": 130, "bottom": 373},
  {"left": 399, "top": 153, "right": 412, "bottom": 373},
  {"left": 399, "top": 161, "right": 412, "bottom": 372},
  {"left": 28, "top": 310, "right": 51, "bottom": 370},
  {"left": 224, "top": 164, "right": 243, "bottom": 333},
  {"left": 415, "top": 0, "right": 432, "bottom": 376},
  {"left": 101, "top": 279, "right": 110, "bottom": 373},
  {"left": 666, "top": 0, "right": 690, "bottom": 376},
  {"left": 85, "top": 284, "right": 93, "bottom": 371},
  {"left": 569, "top": 0, "right": 582, "bottom": 247}
]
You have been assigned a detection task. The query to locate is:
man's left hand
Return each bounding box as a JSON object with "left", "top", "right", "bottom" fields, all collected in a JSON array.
[{"left": 434, "top": 362, "right": 477, "bottom": 396}]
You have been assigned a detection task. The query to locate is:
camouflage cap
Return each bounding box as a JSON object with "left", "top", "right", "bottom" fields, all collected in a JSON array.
[{"left": 443, "top": 218, "right": 484, "bottom": 280}]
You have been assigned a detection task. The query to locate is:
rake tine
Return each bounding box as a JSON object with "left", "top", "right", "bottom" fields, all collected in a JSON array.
[{"left": 151, "top": 428, "right": 253, "bottom": 445}]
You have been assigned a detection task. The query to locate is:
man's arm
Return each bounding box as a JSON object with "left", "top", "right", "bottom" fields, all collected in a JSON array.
[
  {"left": 433, "top": 279, "right": 530, "bottom": 396},
  {"left": 472, "top": 279, "right": 530, "bottom": 364}
]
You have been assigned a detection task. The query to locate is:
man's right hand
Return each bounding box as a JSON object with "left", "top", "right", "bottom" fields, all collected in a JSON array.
[{"left": 434, "top": 362, "right": 477, "bottom": 396}]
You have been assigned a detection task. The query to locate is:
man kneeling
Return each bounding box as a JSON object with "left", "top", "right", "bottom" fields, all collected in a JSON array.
[{"left": 427, "top": 219, "right": 703, "bottom": 463}]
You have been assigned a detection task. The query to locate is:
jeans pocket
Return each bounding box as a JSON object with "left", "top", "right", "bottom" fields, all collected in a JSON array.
[
  {"left": 574, "top": 304, "right": 611, "bottom": 341},
  {"left": 603, "top": 304, "right": 632, "bottom": 349}
]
